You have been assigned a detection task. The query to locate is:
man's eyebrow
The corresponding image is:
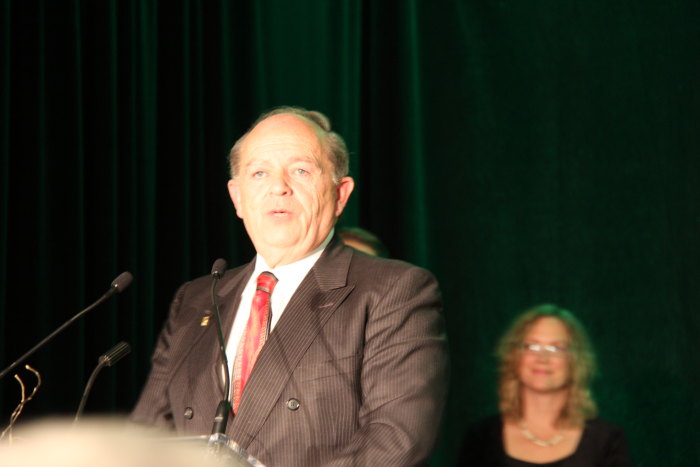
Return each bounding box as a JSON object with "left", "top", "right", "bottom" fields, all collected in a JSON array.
[
  {"left": 290, "top": 156, "right": 325, "bottom": 171},
  {"left": 290, "top": 154, "right": 320, "bottom": 164},
  {"left": 241, "top": 158, "right": 271, "bottom": 168}
]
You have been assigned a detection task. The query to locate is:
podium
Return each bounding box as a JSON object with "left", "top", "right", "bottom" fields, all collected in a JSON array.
[
  {"left": 0, "top": 419, "right": 267, "bottom": 467},
  {"left": 157, "top": 434, "right": 266, "bottom": 467},
  {"left": 207, "top": 433, "right": 266, "bottom": 467}
]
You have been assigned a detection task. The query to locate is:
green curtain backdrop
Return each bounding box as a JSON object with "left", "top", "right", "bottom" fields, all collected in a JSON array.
[{"left": 1, "top": 1, "right": 699, "bottom": 465}]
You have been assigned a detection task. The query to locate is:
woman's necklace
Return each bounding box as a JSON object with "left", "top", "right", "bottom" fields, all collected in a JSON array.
[{"left": 519, "top": 422, "right": 564, "bottom": 447}]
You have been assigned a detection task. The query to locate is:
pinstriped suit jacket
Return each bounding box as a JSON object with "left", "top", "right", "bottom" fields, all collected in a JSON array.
[{"left": 131, "top": 236, "right": 449, "bottom": 466}]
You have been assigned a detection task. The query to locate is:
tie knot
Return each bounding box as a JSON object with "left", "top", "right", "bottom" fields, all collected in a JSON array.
[{"left": 256, "top": 271, "right": 278, "bottom": 295}]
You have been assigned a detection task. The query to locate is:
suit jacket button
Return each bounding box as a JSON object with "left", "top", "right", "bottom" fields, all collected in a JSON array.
[
  {"left": 184, "top": 407, "right": 194, "bottom": 419},
  {"left": 286, "top": 398, "right": 300, "bottom": 411}
]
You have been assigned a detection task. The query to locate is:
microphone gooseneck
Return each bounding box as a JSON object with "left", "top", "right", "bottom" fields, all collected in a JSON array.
[
  {"left": 209, "top": 258, "right": 231, "bottom": 436},
  {"left": 74, "top": 341, "right": 132, "bottom": 423},
  {"left": 0, "top": 272, "right": 133, "bottom": 381}
]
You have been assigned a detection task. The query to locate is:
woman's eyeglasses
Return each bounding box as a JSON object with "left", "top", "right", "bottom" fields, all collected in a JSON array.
[{"left": 520, "top": 343, "right": 570, "bottom": 357}]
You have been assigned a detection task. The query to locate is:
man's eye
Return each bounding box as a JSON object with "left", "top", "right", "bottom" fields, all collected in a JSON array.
[
  {"left": 294, "top": 168, "right": 309, "bottom": 176},
  {"left": 253, "top": 171, "right": 266, "bottom": 178}
]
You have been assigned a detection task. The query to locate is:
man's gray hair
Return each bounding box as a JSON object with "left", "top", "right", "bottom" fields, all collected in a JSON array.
[{"left": 228, "top": 106, "right": 350, "bottom": 183}]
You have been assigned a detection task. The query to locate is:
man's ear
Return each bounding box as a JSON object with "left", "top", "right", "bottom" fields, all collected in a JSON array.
[
  {"left": 334, "top": 177, "right": 355, "bottom": 217},
  {"left": 227, "top": 179, "right": 244, "bottom": 219}
]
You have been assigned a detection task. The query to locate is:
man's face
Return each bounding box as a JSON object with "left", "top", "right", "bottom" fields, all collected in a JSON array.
[{"left": 228, "top": 114, "right": 354, "bottom": 266}]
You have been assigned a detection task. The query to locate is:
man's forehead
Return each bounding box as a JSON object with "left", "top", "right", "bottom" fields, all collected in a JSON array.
[
  {"left": 240, "top": 114, "right": 328, "bottom": 160},
  {"left": 251, "top": 113, "right": 324, "bottom": 139},
  {"left": 240, "top": 152, "right": 321, "bottom": 169}
]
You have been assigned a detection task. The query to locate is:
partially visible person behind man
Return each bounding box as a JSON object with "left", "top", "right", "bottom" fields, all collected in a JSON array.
[
  {"left": 338, "top": 226, "right": 388, "bottom": 257},
  {"left": 131, "top": 106, "right": 449, "bottom": 466}
]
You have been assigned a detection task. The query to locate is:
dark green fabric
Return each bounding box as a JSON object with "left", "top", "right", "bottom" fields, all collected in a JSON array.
[{"left": 1, "top": 1, "right": 698, "bottom": 465}]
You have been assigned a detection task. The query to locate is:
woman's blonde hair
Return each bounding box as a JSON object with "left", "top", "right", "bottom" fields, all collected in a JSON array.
[{"left": 497, "top": 304, "right": 598, "bottom": 427}]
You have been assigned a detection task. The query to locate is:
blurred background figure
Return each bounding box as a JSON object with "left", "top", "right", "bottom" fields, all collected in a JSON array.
[
  {"left": 458, "top": 304, "right": 631, "bottom": 466},
  {"left": 337, "top": 226, "right": 388, "bottom": 257}
]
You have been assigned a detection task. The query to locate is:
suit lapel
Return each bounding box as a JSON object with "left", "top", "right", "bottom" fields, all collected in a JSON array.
[
  {"left": 178, "top": 261, "right": 254, "bottom": 404},
  {"left": 212, "top": 261, "right": 255, "bottom": 393},
  {"left": 218, "top": 259, "right": 256, "bottom": 333},
  {"left": 229, "top": 237, "right": 355, "bottom": 442}
]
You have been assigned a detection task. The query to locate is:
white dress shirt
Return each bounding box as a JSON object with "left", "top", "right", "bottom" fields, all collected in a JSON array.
[{"left": 223, "top": 230, "right": 334, "bottom": 391}]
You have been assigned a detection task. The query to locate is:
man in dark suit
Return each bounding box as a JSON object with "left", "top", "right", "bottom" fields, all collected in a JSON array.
[{"left": 131, "top": 107, "right": 449, "bottom": 466}]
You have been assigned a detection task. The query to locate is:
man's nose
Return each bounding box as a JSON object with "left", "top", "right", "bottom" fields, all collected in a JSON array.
[{"left": 269, "top": 174, "right": 292, "bottom": 195}]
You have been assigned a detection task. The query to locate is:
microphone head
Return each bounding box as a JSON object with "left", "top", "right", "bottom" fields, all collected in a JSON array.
[
  {"left": 111, "top": 271, "right": 133, "bottom": 293},
  {"left": 211, "top": 259, "right": 228, "bottom": 279},
  {"left": 98, "top": 341, "right": 131, "bottom": 367}
]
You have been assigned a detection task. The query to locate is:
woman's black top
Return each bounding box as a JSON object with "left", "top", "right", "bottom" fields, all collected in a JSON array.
[{"left": 458, "top": 415, "right": 631, "bottom": 466}]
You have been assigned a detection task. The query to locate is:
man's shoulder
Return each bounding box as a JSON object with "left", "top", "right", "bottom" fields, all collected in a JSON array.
[
  {"left": 348, "top": 248, "right": 436, "bottom": 277},
  {"left": 189, "top": 262, "right": 250, "bottom": 282},
  {"left": 342, "top": 249, "right": 439, "bottom": 295},
  {"left": 176, "top": 261, "right": 253, "bottom": 296}
]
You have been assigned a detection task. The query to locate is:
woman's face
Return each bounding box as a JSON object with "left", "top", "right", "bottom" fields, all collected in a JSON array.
[{"left": 517, "top": 317, "right": 572, "bottom": 394}]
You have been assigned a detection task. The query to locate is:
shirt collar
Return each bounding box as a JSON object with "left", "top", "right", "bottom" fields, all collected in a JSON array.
[{"left": 253, "top": 228, "right": 334, "bottom": 279}]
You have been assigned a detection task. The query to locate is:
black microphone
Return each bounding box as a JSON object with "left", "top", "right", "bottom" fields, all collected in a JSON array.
[
  {"left": 211, "top": 258, "right": 227, "bottom": 279},
  {"left": 0, "top": 272, "right": 133, "bottom": 380},
  {"left": 208, "top": 258, "right": 232, "bottom": 437},
  {"left": 99, "top": 340, "right": 131, "bottom": 367},
  {"left": 74, "top": 341, "right": 131, "bottom": 423}
]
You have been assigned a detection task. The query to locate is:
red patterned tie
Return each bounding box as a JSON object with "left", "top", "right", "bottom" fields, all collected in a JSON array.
[{"left": 232, "top": 271, "right": 278, "bottom": 413}]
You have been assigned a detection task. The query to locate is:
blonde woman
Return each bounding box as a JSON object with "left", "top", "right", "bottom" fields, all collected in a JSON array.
[{"left": 458, "top": 305, "right": 630, "bottom": 466}]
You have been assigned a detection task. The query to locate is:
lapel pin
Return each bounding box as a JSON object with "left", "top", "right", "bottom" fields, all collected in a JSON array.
[{"left": 200, "top": 316, "right": 210, "bottom": 326}]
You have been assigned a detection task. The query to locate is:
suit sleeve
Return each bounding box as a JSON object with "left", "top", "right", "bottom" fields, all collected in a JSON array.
[
  {"left": 130, "top": 282, "right": 191, "bottom": 430},
  {"left": 328, "top": 266, "right": 449, "bottom": 466}
]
